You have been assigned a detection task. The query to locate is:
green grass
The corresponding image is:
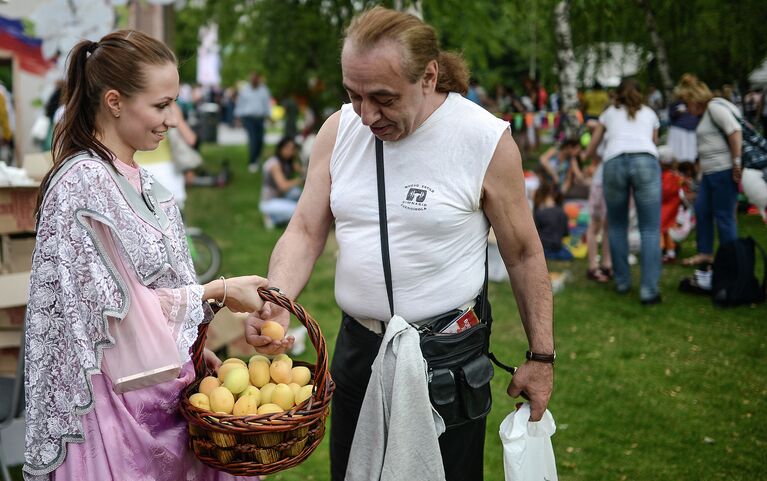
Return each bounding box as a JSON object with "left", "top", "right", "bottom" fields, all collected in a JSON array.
[{"left": 13, "top": 143, "right": 765, "bottom": 480}]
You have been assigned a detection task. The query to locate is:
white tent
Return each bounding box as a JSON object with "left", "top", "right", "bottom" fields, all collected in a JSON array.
[
  {"left": 576, "top": 42, "right": 653, "bottom": 88},
  {"left": 749, "top": 56, "right": 767, "bottom": 87}
]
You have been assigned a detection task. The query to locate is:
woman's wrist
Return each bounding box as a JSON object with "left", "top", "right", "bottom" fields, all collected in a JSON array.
[{"left": 203, "top": 277, "right": 226, "bottom": 304}]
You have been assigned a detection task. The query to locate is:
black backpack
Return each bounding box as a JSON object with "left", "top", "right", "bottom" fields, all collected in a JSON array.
[{"left": 711, "top": 237, "right": 767, "bottom": 307}]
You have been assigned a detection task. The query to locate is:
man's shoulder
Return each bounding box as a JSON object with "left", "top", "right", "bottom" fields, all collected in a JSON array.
[{"left": 449, "top": 93, "right": 507, "bottom": 129}]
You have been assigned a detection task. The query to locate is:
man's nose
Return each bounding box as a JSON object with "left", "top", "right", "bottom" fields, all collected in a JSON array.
[{"left": 359, "top": 99, "right": 380, "bottom": 126}]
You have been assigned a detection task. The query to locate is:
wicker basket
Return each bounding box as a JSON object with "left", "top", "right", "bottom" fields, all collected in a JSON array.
[{"left": 180, "top": 287, "right": 335, "bottom": 476}]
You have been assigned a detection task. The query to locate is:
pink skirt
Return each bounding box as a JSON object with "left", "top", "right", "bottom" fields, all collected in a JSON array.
[{"left": 52, "top": 362, "right": 259, "bottom": 481}]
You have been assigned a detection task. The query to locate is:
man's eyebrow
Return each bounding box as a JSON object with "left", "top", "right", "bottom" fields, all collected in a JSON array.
[{"left": 342, "top": 85, "right": 398, "bottom": 98}]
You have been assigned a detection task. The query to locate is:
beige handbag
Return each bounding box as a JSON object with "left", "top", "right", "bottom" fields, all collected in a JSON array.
[{"left": 168, "top": 128, "right": 203, "bottom": 171}]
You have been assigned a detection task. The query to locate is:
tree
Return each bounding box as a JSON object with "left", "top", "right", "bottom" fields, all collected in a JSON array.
[
  {"left": 636, "top": 0, "right": 672, "bottom": 97},
  {"left": 553, "top": 0, "right": 579, "bottom": 138}
]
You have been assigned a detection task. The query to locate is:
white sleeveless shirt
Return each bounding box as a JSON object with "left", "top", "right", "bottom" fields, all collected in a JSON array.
[{"left": 330, "top": 92, "right": 509, "bottom": 323}]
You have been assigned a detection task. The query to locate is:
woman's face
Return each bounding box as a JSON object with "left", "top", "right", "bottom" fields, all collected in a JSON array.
[
  {"left": 279, "top": 141, "right": 296, "bottom": 160},
  {"left": 116, "top": 62, "right": 180, "bottom": 152}
]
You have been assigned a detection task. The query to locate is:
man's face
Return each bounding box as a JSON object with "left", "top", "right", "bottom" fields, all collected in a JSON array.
[{"left": 341, "top": 41, "right": 432, "bottom": 142}]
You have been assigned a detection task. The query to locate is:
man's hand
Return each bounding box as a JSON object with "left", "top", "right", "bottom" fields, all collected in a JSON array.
[
  {"left": 244, "top": 302, "right": 294, "bottom": 355},
  {"left": 507, "top": 361, "right": 554, "bottom": 421}
]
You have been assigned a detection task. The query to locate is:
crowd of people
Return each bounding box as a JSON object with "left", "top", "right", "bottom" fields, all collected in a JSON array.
[{"left": 500, "top": 72, "right": 767, "bottom": 305}]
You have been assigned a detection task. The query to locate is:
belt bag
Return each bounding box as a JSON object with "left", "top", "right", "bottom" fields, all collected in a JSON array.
[
  {"left": 420, "top": 317, "right": 493, "bottom": 428},
  {"left": 373, "top": 137, "right": 514, "bottom": 429}
]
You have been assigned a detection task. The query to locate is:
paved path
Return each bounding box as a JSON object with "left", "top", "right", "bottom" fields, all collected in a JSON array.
[{"left": 216, "top": 124, "right": 281, "bottom": 146}]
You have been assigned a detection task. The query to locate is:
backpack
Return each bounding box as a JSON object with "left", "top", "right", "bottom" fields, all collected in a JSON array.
[
  {"left": 711, "top": 237, "right": 767, "bottom": 307},
  {"left": 709, "top": 99, "right": 767, "bottom": 170}
]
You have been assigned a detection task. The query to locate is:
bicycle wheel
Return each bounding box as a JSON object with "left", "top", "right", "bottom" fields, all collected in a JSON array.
[{"left": 187, "top": 228, "right": 222, "bottom": 283}]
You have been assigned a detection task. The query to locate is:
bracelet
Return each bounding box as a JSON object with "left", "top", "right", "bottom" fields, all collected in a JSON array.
[
  {"left": 526, "top": 350, "right": 556, "bottom": 364},
  {"left": 215, "top": 276, "right": 227, "bottom": 307}
]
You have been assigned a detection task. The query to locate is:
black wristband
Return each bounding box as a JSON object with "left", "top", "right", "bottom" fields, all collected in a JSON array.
[{"left": 526, "top": 350, "right": 556, "bottom": 364}]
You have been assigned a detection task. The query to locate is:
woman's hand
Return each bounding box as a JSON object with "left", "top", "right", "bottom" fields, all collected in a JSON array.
[
  {"left": 224, "top": 276, "right": 270, "bottom": 313},
  {"left": 244, "top": 302, "right": 295, "bottom": 355},
  {"left": 202, "top": 348, "right": 222, "bottom": 373},
  {"left": 203, "top": 276, "right": 268, "bottom": 313}
]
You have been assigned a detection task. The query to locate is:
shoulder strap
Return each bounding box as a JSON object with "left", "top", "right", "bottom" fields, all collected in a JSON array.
[{"left": 375, "top": 137, "right": 395, "bottom": 320}]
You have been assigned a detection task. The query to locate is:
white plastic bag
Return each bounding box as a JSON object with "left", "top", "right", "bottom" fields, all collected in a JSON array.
[{"left": 499, "top": 403, "right": 558, "bottom": 481}]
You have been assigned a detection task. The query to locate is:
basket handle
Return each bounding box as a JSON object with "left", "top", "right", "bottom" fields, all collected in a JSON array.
[{"left": 190, "top": 287, "right": 329, "bottom": 397}]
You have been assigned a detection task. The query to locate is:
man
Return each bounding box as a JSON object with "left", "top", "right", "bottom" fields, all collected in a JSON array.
[
  {"left": 246, "top": 7, "right": 554, "bottom": 481},
  {"left": 234, "top": 72, "right": 271, "bottom": 172},
  {"left": 581, "top": 82, "right": 610, "bottom": 121}
]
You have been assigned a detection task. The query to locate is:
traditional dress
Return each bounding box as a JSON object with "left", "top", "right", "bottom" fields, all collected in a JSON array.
[{"left": 23, "top": 153, "right": 257, "bottom": 481}]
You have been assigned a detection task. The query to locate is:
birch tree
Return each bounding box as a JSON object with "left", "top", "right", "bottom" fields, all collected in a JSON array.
[{"left": 553, "top": 0, "right": 579, "bottom": 138}]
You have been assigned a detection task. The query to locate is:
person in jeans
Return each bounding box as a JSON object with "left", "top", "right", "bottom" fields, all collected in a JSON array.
[
  {"left": 244, "top": 7, "right": 554, "bottom": 480},
  {"left": 674, "top": 74, "right": 742, "bottom": 266},
  {"left": 584, "top": 78, "right": 662, "bottom": 304},
  {"left": 235, "top": 72, "right": 271, "bottom": 172}
]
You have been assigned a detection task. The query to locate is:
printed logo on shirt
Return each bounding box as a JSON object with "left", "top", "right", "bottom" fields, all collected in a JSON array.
[{"left": 401, "top": 184, "right": 434, "bottom": 211}]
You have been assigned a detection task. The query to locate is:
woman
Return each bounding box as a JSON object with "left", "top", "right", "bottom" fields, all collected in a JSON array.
[
  {"left": 675, "top": 74, "right": 742, "bottom": 266},
  {"left": 25, "top": 31, "right": 288, "bottom": 481},
  {"left": 260, "top": 136, "right": 303, "bottom": 228},
  {"left": 584, "top": 78, "right": 662, "bottom": 304}
]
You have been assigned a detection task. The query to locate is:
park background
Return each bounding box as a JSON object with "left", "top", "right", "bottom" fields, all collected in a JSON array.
[{"left": 1, "top": 1, "right": 766, "bottom": 480}]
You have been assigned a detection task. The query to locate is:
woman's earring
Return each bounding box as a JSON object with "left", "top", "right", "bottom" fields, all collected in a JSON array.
[{"left": 114, "top": 112, "right": 120, "bottom": 118}]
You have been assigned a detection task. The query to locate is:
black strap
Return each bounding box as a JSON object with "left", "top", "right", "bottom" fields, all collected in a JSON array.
[{"left": 376, "top": 138, "right": 394, "bottom": 322}]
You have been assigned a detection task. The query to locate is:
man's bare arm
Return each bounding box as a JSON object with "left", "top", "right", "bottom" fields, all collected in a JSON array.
[
  {"left": 483, "top": 130, "right": 554, "bottom": 421},
  {"left": 245, "top": 111, "right": 339, "bottom": 353},
  {"left": 267, "top": 111, "right": 340, "bottom": 298}
]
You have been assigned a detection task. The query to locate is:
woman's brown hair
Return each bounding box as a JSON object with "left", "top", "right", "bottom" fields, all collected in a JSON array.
[
  {"left": 345, "top": 6, "right": 469, "bottom": 94},
  {"left": 533, "top": 181, "right": 562, "bottom": 210},
  {"left": 36, "top": 30, "right": 177, "bottom": 215},
  {"left": 674, "top": 73, "right": 713, "bottom": 105},
  {"left": 615, "top": 78, "right": 644, "bottom": 119}
]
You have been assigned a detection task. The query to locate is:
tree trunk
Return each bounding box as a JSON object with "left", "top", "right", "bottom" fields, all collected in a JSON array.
[
  {"left": 553, "top": 0, "right": 579, "bottom": 139},
  {"left": 637, "top": 0, "right": 673, "bottom": 98}
]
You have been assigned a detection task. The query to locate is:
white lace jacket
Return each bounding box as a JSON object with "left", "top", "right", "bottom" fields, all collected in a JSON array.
[{"left": 23, "top": 153, "right": 212, "bottom": 477}]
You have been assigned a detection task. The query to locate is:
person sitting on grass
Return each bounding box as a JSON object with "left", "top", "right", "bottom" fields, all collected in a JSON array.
[
  {"left": 259, "top": 136, "right": 304, "bottom": 228},
  {"left": 538, "top": 138, "right": 582, "bottom": 188},
  {"left": 534, "top": 181, "right": 573, "bottom": 261}
]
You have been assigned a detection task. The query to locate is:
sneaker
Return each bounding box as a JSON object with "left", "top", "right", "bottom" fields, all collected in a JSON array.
[{"left": 640, "top": 294, "right": 662, "bottom": 305}]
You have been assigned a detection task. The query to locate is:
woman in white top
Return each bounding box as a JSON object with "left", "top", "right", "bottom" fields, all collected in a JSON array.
[
  {"left": 674, "top": 74, "right": 742, "bottom": 266},
  {"left": 584, "top": 78, "right": 662, "bottom": 304}
]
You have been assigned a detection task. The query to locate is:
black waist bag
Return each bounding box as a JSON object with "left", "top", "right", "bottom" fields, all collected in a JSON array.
[
  {"left": 373, "top": 137, "right": 512, "bottom": 430},
  {"left": 420, "top": 321, "right": 494, "bottom": 428}
]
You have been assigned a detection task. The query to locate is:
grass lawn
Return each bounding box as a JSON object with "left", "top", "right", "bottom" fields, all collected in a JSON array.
[{"left": 13, "top": 142, "right": 764, "bottom": 480}]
